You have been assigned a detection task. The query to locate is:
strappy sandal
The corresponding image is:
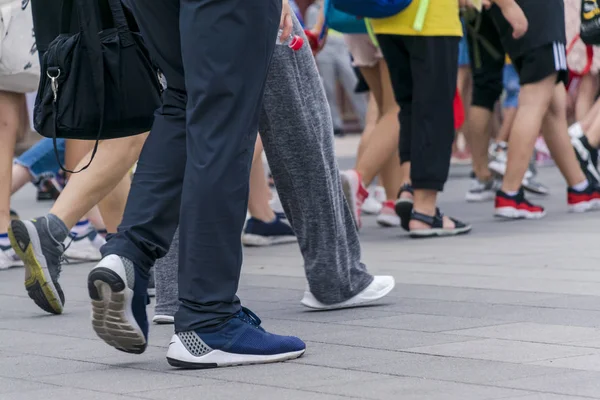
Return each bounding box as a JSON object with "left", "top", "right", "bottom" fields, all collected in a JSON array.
[
  {"left": 394, "top": 184, "right": 414, "bottom": 232},
  {"left": 409, "top": 208, "right": 472, "bottom": 238}
]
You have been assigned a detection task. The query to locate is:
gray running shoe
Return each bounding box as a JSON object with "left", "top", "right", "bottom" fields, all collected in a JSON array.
[
  {"left": 466, "top": 176, "right": 502, "bottom": 202},
  {"left": 9, "top": 217, "right": 65, "bottom": 314}
]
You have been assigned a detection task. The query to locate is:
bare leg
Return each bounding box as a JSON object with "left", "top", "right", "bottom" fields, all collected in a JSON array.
[
  {"left": 248, "top": 136, "right": 275, "bottom": 222},
  {"left": 50, "top": 133, "right": 148, "bottom": 230},
  {"left": 497, "top": 106, "right": 516, "bottom": 143},
  {"left": 97, "top": 174, "right": 131, "bottom": 232},
  {"left": 0, "top": 92, "right": 24, "bottom": 233},
  {"left": 356, "top": 93, "right": 378, "bottom": 161},
  {"left": 11, "top": 164, "right": 33, "bottom": 194},
  {"left": 575, "top": 73, "right": 599, "bottom": 122},
  {"left": 467, "top": 106, "right": 494, "bottom": 181},
  {"left": 542, "top": 84, "right": 586, "bottom": 186},
  {"left": 354, "top": 61, "right": 401, "bottom": 186}
]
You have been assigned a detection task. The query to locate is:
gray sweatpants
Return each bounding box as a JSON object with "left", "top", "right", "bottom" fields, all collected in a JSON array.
[{"left": 154, "top": 15, "right": 373, "bottom": 317}]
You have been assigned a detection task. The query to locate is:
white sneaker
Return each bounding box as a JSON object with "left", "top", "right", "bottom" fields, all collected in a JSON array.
[
  {"left": 153, "top": 315, "right": 174, "bottom": 324},
  {"left": 64, "top": 230, "right": 106, "bottom": 262},
  {"left": 489, "top": 143, "right": 533, "bottom": 180},
  {"left": 361, "top": 196, "right": 382, "bottom": 215},
  {"left": 0, "top": 245, "right": 24, "bottom": 270},
  {"left": 301, "top": 276, "right": 395, "bottom": 310},
  {"left": 376, "top": 201, "right": 401, "bottom": 227},
  {"left": 373, "top": 186, "right": 386, "bottom": 203}
]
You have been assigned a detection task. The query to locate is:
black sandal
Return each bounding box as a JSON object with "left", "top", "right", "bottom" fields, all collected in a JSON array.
[
  {"left": 394, "top": 184, "right": 414, "bottom": 232},
  {"left": 409, "top": 208, "right": 472, "bottom": 238}
]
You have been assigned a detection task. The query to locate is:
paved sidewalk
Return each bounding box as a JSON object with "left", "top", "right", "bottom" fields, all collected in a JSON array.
[{"left": 3, "top": 157, "right": 600, "bottom": 399}]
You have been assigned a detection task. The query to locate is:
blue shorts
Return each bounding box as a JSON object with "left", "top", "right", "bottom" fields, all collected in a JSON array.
[
  {"left": 458, "top": 20, "right": 470, "bottom": 67},
  {"left": 503, "top": 64, "right": 520, "bottom": 109},
  {"left": 14, "top": 138, "right": 66, "bottom": 180}
]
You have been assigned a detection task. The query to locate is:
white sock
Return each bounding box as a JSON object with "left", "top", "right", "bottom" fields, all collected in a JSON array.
[
  {"left": 571, "top": 179, "right": 589, "bottom": 192},
  {"left": 70, "top": 219, "right": 91, "bottom": 238},
  {"left": 504, "top": 190, "right": 519, "bottom": 196},
  {"left": 568, "top": 122, "right": 584, "bottom": 139},
  {"left": 0, "top": 233, "right": 9, "bottom": 247}
]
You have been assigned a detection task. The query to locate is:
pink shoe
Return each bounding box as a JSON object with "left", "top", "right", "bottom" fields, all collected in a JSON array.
[{"left": 340, "top": 169, "right": 369, "bottom": 229}]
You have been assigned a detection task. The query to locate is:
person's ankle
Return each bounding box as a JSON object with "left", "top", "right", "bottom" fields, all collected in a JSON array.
[
  {"left": 251, "top": 210, "right": 276, "bottom": 223},
  {"left": 46, "top": 214, "right": 69, "bottom": 243}
]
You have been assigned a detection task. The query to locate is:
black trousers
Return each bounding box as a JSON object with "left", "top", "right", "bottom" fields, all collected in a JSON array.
[
  {"left": 377, "top": 35, "right": 459, "bottom": 192},
  {"left": 465, "top": 10, "right": 505, "bottom": 111},
  {"left": 103, "top": 0, "right": 280, "bottom": 331}
]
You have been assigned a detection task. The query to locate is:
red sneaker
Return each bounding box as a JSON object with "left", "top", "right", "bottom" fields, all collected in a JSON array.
[
  {"left": 495, "top": 189, "right": 546, "bottom": 219},
  {"left": 340, "top": 169, "right": 369, "bottom": 229},
  {"left": 568, "top": 185, "right": 600, "bottom": 213}
]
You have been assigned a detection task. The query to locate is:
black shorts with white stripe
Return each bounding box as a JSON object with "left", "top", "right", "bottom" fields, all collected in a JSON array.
[{"left": 511, "top": 42, "right": 568, "bottom": 86}]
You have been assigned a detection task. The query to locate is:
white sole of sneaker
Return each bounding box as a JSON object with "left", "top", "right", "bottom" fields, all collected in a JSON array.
[
  {"left": 494, "top": 207, "right": 546, "bottom": 219},
  {"left": 376, "top": 214, "right": 400, "bottom": 227},
  {"left": 166, "top": 334, "right": 305, "bottom": 369},
  {"left": 88, "top": 256, "right": 146, "bottom": 354},
  {"left": 568, "top": 200, "right": 600, "bottom": 213},
  {"left": 241, "top": 234, "right": 297, "bottom": 247},
  {"left": 489, "top": 161, "right": 534, "bottom": 182},
  {"left": 301, "top": 276, "right": 395, "bottom": 310},
  {"left": 153, "top": 315, "right": 174, "bottom": 325},
  {"left": 465, "top": 191, "right": 495, "bottom": 203}
]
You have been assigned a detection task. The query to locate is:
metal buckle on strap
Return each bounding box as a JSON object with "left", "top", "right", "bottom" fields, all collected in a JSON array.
[{"left": 47, "top": 68, "right": 61, "bottom": 102}]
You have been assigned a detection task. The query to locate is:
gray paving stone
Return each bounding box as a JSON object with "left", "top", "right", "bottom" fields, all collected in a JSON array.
[
  {"left": 134, "top": 383, "right": 353, "bottom": 400},
  {"left": 496, "top": 370, "right": 600, "bottom": 398},
  {"left": 444, "top": 323, "right": 600, "bottom": 344},
  {"left": 3, "top": 387, "right": 134, "bottom": 400},
  {"left": 311, "top": 376, "right": 532, "bottom": 400},
  {"left": 36, "top": 368, "right": 216, "bottom": 394},
  {"left": 360, "top": 353, "right": 564, "bottom": 384},
  {"left": 531, "top": 354, "right": 600, "bottom": 372},
  {"left": 339, "top": 313, "right": 507, "bottom": 333},
  {"left": 0, "top": 376, "right": 60, "bottom": 395},
  {"left": 299, "top": 324, "right": 476, "bottom": 350},
  {"left": 404, "top": 339, "right": 600, "bottom": 363},
  {"left": 195, "top": 363, "right": 386, "bottom": 390},
  {"left": 0, "top": 355, "right": 110, "bottom": 379},
  {"left": 502, "top": 395, "right": 595, "bottom": 400}
]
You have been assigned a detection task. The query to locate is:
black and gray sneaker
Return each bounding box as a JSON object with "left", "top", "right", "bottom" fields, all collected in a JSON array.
[
  {"left": 522, "top": 176, "right": 550, "bottom": 195},
  {"left": 8, "top": 218, "right": 65, "bottom": 314},
  {"left": 465, "top": 174, "right": 502, "bottom": 202},
  {"left": 571, "top": 135, "right": 600, "bottom": 185}
]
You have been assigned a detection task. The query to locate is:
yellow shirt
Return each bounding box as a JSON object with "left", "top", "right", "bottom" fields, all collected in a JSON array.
[
  {"left": 505, "top": 55, "right": 511, "bottom": 64},
  {"left": 370, "top": 0, "right": 462, "bottom": 37}
]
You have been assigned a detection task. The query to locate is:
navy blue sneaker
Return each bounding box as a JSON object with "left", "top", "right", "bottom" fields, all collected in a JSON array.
[
  {"left": 166, "top": 307, "right": 305, "bottom": 369},
  {"left": 242, "top": 214, "right": 296, "bottom": 247},
  {"left": 88, "top": 255, "right": 149, "bottom": 354}
]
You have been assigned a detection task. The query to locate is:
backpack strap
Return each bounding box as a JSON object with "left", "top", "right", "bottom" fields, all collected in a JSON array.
[{"left": 412, "top": 0, "right": 429, "bottom": 31}]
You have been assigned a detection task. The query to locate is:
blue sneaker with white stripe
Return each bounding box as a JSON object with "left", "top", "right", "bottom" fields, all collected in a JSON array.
[
  {"left": 88, "top": 255, "right": 149, "bottom": 354},
  {"left": 166, "top": 307, "right": 305, "bottom": 369}
]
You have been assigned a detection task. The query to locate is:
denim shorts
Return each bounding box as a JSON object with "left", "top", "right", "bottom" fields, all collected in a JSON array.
[
  {"left": 14, "top": 138, "right": 66, "bottom": 180},
  {"left": 458, "top": 20, "right": 470, "bottom": 67},
  {"left": 503, "top": 63, "right": 520, "bottom": 108}
]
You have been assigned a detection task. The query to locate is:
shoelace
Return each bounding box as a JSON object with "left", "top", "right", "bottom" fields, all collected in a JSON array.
[{"left": 238, "top": 307, "right": 264, "bottom": 331}]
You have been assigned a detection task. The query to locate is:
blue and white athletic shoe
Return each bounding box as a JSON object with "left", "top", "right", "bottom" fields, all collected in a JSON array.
[{"left": 166, "top": 307, "right": 305, "bottom": 369}]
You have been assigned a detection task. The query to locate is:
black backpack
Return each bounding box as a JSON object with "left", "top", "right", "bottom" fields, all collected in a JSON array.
[{"left": 34, "top": 0, "right": 161, "bottom": 172}]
